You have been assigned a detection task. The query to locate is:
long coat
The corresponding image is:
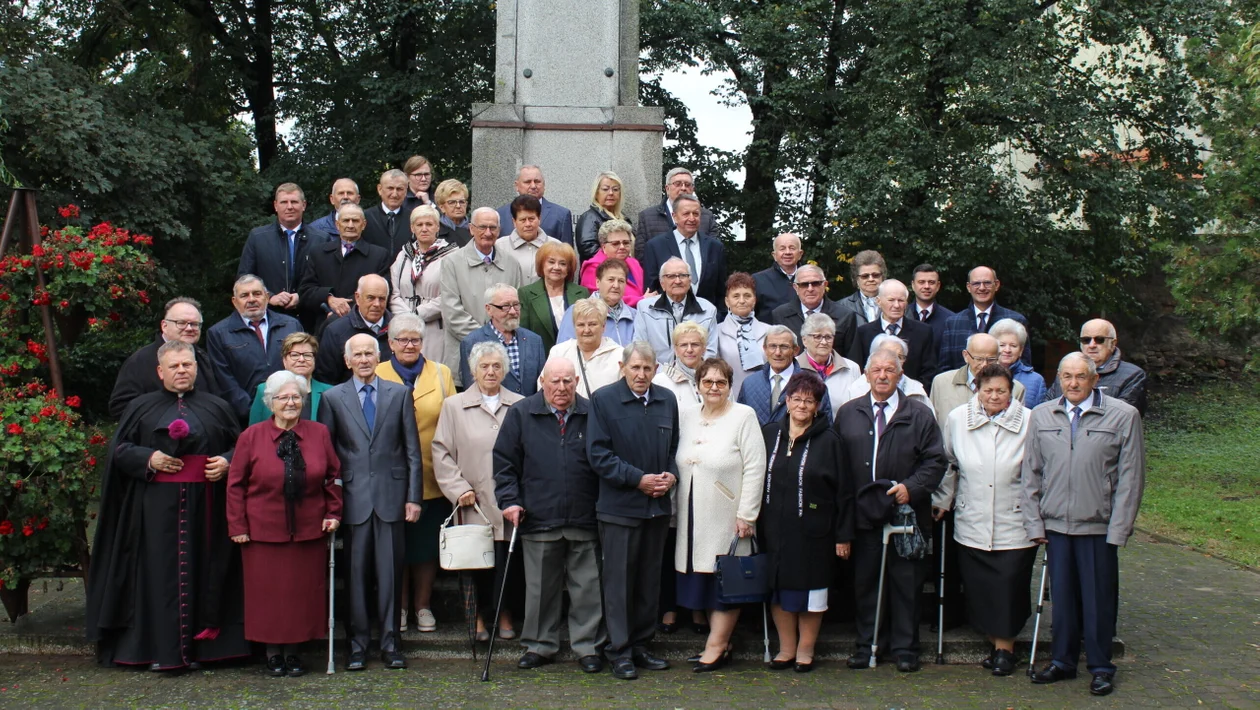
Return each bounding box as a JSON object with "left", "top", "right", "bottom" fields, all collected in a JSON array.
[
  {"left": 759, "top": 415, "right": 852, "bottom": 590},
  {"left": 437, "top": 241, "right": 526, "bottom": 385},
  {"left": 388, "top": 239, "right": 457, "bottom": 366},
  {"left": 518, "top": 279, "right": 590, "bottom": 354},
  {"left": 848, "top": 317, "right": 939, "bottom": 387},
  {"left": 375, "top": 358, "right": 455, "bottom": 501},
  {"left": 431, "top": 386, "right": 524, "bottom": 540},
  {"left": 226, "top": 419, "right": 343, "bottom": 543},
  {"left": 108, "top": 337, "right": 221, "bottom": 419}
]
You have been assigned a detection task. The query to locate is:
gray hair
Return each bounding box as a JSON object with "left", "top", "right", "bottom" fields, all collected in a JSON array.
[
  {"left": 989, "top": 318, "right": 1028, "bottom": 346},
  {"left": 338, "top": 202, "right": 365, "bottom": 219},
  {"left": 233, "top": 273, "right": 267, "bottom": 294},
  {"left": 673, "top": 193, "right": 701, "bottom": 212},
  {"left": 469, "top": 341, "right": 509, "bottom": 372},
  {"left": 800, "top": 313, "right": 836, "bottom": 339},
  {"left": 763, "top": 324, "right": 799, "bottom": 349},
  {"left": 965, "top": 332, "right": 998, "bottom": 351},
  {"left": 389, "top": 313, "right": 424, "bottom": 338},
  {"left": 867, "top": 347, "right": 903, "bottom": 372},
  {"left": 343, "top": 335, "right": 380, "bottom": 360},
  {"left": 773, "top": 232, "right": 802, "bottom": 251},
  {"left": 518, "top": 164, "right": 544, "bottom": 179},
  {"left": 470, "top": 206, "right": 499, "bottom": 224},
  {"left": 796, "top": 263, "right": 826, "bottom": 282},
  {"left": 1058, "top": 351, "right": 1098, "bottom": 377},
  {"left": 621, "top": 340, "right": 658, "bottom": 367},
  {"left": 410, "top": 204, "right": 440, "bottom": 225},
  {"left": 357, "top": 273, "right": 388, "bottom": 293},
  {"left": 380, "top": 168, "right": 407, "bottom": 183},
  {"left": 877, "top": 278, "right": 909, "bottom": 300},
  {"left": 597, "top": 218, "right": 635, "bottom": 245},
  {"left": 262, "top": 370, "right": 310, "bottom": 408},
  {"left": 156, "top": 340, "right": 196, "bottom": 362},
  {"left": 331, "top": 177, "right": 359, "bottom": 196},
  {"left": 1081, "top": 318, "right": 1118, "bottom": 338},
  {"left": 664, "top": 166, "right": 693, "bottom": 187},
  {"left": 659, "top": 256, "right": 691, "bottom": 282},
  {"left": 483, "top": 282, "right": 517, "bottom": 304},
  {"left": 871, "top": 333, "right": 908, "bottom": 358},
  {"left": 571, "top": 297, "right": 609, "bottom": 322}
]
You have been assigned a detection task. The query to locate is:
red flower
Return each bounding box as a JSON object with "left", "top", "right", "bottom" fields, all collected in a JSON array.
[
  {"left": 37, "top": 518, "right": 48, "bottom": 530},
  {"left": 66, "top": 396, "right": 80, "bottom": 408},
  {"left": 89, "top": 434, "right": 106, "bottom": 445},
  {"left": 0, "top": 521, "right": 12, "bottom": 535},
  {"left": 6, "top": 423, "right": 21, "bottom": 435},
  {"left": 0, "top": 293, "right": 8, "bottom": 301},
  {"left": 12, "top": 480, "right": 22, "bottom": 490},
  {"left": 87, "top": 456, "right": 97, "bottom": 466},
  {"left": 58, "top": 204, "right": 81, "bottom": 219},
  {"left": 59, "top": 300, "right": 69, "bottom": 309},
  {"left": 101, "top": 255, "right": 115, "bottom": 265},
  {"left": 29, "top": 416, "right": 40, "bottom": 424},
  {"left": 138, "top": 290, "right": 150, "bottom": 304},
  {"left": 108, "top": 312, "right": 121, "bottom": 322},
  {"left": 31, "top": 244, "right": 45, "bottom": 258},
  {"left": 39, "top": 406, "right": 54, "bottom": 417},
  {"left": 22, "top": 525, "right": 33, "bottom": 537}
]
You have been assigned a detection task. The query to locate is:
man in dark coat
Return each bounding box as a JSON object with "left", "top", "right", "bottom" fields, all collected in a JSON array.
[
  {"left": 206, "top": 275, "right": 302, "bottom": 423},
  {"left": 937, "top": 265, "right": 1031, "bottom": 373},
  {"left": 848, "top": 279, "right": 938, "bottom": 389},
  {"left": 308, "top": 177, "right": 362, "bottom": 238},
  {"left": 752, "top": 233, "right": 803, "bottom": 323},
  {"left": 495, "top": 165, "right": 575, "bottom": 246},
  {"left": 297, "top": 203, "right": 391, "bottom": 329},
  {"left": 86, "top": 341, "right": 248, "bottom": 670},
  {"left": 494, "top": 358, "right": 607, "bottom": 673},
  {"left": 833, "top": 349, "right": 946, "bottom": 673},
  {"left": 634, "top": 167, "right": 719, "bottom": 260},
  {"left": 640, "top": 194, "right": 728, "bottom": 319},
  {"left": 361, "top": 169, "right": 413, "bottom": 258},
  {"left": 237, "top": 182, "right": 330, "bottom": 319},
  {"left": 1043, "top": 318, "right": 1147, "bottom": 415},
  {"left": 586, "top": 342, "right": 679, "bottom": 680},
  {"left": 771, "top": 264, "right": 858, "bottom": 356},
  {"left": 315, "top": 274, "right": 391, "bottom": 385},
  {"left": 908, "top": 263, "right": 955, "bottom": 351},
  {"left": 109, "top": 297, "right": 221, "bottom": 419}
]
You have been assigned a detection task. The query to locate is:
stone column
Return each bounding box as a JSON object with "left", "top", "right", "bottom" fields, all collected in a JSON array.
[{"left": 470, "top": 0, "right": 665, "bottom": 231}]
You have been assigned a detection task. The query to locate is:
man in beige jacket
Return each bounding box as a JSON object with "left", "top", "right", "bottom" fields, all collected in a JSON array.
[{"left": 930, "top": 333, "right": 1025, "bottom": 424}]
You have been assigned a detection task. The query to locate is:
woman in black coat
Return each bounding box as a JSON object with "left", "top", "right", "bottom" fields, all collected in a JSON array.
[
  {"left": 759, "top": 371, "right": 853, "bottom": 673},
  {"left": 574, "top": 171, "right": 626, "bottom": 261}
]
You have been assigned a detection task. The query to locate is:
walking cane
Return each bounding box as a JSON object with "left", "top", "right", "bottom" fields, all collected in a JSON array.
[
  {"left": 481, "top": 525, "right": 519, "bottom": 682},
  {"left": 1027, "top": 546, "right": 1049, "bottom": 677},
  {"left": 327, "top": 529, "right": 337, "bottom": 675},
  {"left": 870, "top": 523, "right": 916, "bottom": 668},
  {"left": 762, "top": 602, "right": 772, "bottom": 663},
  {"left": 935, "top": 517, "right": 948, "bottom": 665}
]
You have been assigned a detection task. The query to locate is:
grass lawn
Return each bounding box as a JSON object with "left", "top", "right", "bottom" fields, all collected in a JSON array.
[{"left": 1139, "top": 377, "right": 1260, "bottom": 568}]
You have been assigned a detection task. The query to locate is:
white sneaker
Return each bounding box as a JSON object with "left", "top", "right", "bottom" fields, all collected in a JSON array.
[
  {"left": 417, "top": 608, "right": 437, "bottom": 632},
  {"left": 400, "top": 609, "right": 409, "bottom": 632}
]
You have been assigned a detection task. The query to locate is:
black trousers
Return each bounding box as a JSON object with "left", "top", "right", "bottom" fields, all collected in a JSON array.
[
  {"left": 1047, "top": 532, "right": 1118, "bottom": 675},
  {"left": 346, "top": 513, "right": 405, "bottom": 654},
  {"left": 852, "top": 527, "right": 928, "bottom": 659},
  {"left": 598, "top": 516, "right": 670, "bottom": 660},
  {"left": 929, "top": 513, "right": 966, "bottom": 627}
]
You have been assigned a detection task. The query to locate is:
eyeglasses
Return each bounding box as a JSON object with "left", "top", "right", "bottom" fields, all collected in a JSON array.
[
  {"left": 787, "top": 396, "right": 818, "bottom": 407},
  {"left": 410, "top": 171, "right": 432, "bottom": 178},
  {"left": 662, "top": 273, "right": 691, "bottom": 281},
  {"left": 969, "top": 280, "right": 996, "bottom": 288},
  {"left": 445, "top": 199, "right": 468, "bottom": 206},
  {"left": 965, "top": 352, "right": 1001, "bottom": 364},
  {"left": 605, "top": 239, "right": 632, "bottom": 248},
  {"left": 858, "top": 272, "right": 884, "bottom": 280},
  {"left": 700, "top": 378, "right": 729, "bottom": 389},
  {"left": 272, "top": 394, "right": 303, "bottom": 404},
  {"left": 391, "top": 337, "right": 422, "bottom": 346},
  {"left": 285, "top": 351, "right": 315, "bottom": 361},
  {"left": 164, "top": 319, "right": 203, "bottom": 330},
  {"left": 471, "top": 223, "right": 498, "bottom": 231},
  {"left": 1079, "top": 336, "right": 1113, "bottom": 345},
  {"left": 796, "top": 280, "right": 826, "bottom": 289},
  {"left": 488, "top": 302, "right": 521, "bottom": 312},
  {"left": 805, "top": 333, "right": 834, "bottom": 342},
  {"left": 765, "top": 344, "right": 795, "bottom": 352},
  {"left": 668, "top": 180, "right": 694, "bottom": 188}
]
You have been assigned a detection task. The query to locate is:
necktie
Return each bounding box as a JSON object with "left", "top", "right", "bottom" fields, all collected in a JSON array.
[
  {"left": 875, "top": 400, "right": 888, "bottom": 437},
  {"left": 386, "top": 211, "right": 396, "bottom": 238},
  {"left": 639, "top": 395, "right": 649, "bottom": 408},
  {"left": 483, "top": 254, "right": 493, "bottom": 266},
  {"left": 371, "top": 323, "right": 381, "bottom": 334},
  {"left": 285, "top": 229, "right": 297, "bottom": 287},
  {"left": 806, "top": 309, "right": 817, "bottom": 316},
  {"left": 556, "top": 410, "right": 567, "bottom": 436},
  {"left": 343, "top": 242, "right": 354, "bottom": 257},
  {"left": 1070, "top": 406, "right": 1082, "bottom": 441},
  {"left": 771, "top": 373, "right": 783, "bottom": 410},
  {"left": 362, "top": 384, "right": 376, "bottom": 432},
  {"left": 682, "top": 238, "right": 699, "bottom": 287},
  {"left": 969, "top": 379, "right": 978, "bottom": 393},
  {"left": 672, "top": 300, "right": 684, "bottom": 320},
  {"left": 920, "top": 309, "right": 929, "bottom": 321},
  {"left": 249, "top": 319, "right": 265, "bottom": 349},
  {"left": 886, "top": 322, "right": 900, "bottom": 337},
  {"left": 977, "top": 312, "right": 988, "bottom": 332}
]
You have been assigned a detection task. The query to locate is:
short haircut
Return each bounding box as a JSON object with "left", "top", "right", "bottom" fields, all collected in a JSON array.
[
  {"left": 671, "top": 320, "right": 709, "bottom": 344},
  {"left": 621, "top": 340, "right": 658, "bottom": 366},
  {"left": 517, "top": 164, "right": 544, "bottom": 180},
  {"left": 801, "top": 312, "right": 836, "bottom": 338},
  {"left": 866, "top": 347, "right": 903, "bottom": 372},
  {"left": 164, "top": 296, "right": 202, "bottom": 316},
  {"left": 356, "top": 273, "right": 387, "bottom": 294},
  {"left": 725, "top": 271, "right": 756, "bottom": 294},
  {"left": 589, "top": 171, "right": 624, "bottom": 219},
  {"left": 659, "top": 256, "right": 690, "bottom": 281},
  {"left": 233, "top": 273, "right": 267, "bottom": 295},
  {"left": 262, "top": 370, "right": 310, "bottom": 408},
  {"left": 877, "top": 279, "right": 909, "bottom": 300},
  {"left": 409, "top": 204, "right": 440, "bottom": 226},
  {"left": 989, "top": 318, "right": 1028, "bottom": 346},
  {"left": 773, "top": 232, "right": 802, "bottom": 250},
  {"left": 968, "top": 265, "right": 999, "bottom": 282},
  {"left": 380, "top": 168, "right": 407, "bottom": 184},
  {"left": 510, "top": 193, "right": 542, "bottom": 219},
  {"left": 281, "top": 332, "right": 318, "bottom": 359},
  {"left": 469, "top": 341, "right": 509, "bottom": 372},
  {"left": 912, "top": 263, "right": 940, "bottom": 279},
  {"left": 571, "top": 297, "right": 609, "bottom": 323},
  {"left": 965, "top": 332, "right": 997, "bottom": 351},
  {"left": 434, "top": 179, "right": 468, "bottom": 205},
  {"left": 695, "top": 357, "right": 733, "bottom": 385},
  {"left": 597, "top": 257, "right": 629, "bottom": 281},
  {"left": 483, "top": 282, "right": 517, "bottom": 304},
  {"left": 784, "top": 370, "right": 827, "bottom": 402},
  {"left": 672, "top": 193, "right": 701, "bottom": 212},
  {"left": 764, "top": 324, "right": 799, "bottom": 349},
  {"left": 664, "top": 167, "right": 692, "bottom": 186},
  {"left": 403, "top": 155, "right": 431, "bottom": 175},
  {"left": 338, "top": 202, "right": 365, "bottom": 220},
  {"left": 389, "top": 313, "right": 424, "bottom": 337},
  {"left": 330, "top": 177, "right": 359, "bottom": 195},
  {"left": 975, "top": 363, "right": 1014, "bottom": 390},
  {"left": 1058, "top": 351, "right": 1098, "bottom": 377},
  {"left": 1081, "top": 319, "right": 1118, "bottom": 338},
  {"left": 274, "top": 182, "right": 304, "bottom": 201},
  {"left": 849, "top": 249, "right": 886, "bottom": 282},
  {"left": 470, "top": 206, "right": 499, "bottom": 224},
  {"left": 796, "top": 264, "right": 826, "bottom": 282},
  {"left": 597, "top": 218, "right": 635, "bottom": 245},
  {"left": 157, "top": 340, "right": 196, "bottom": 362},
  {"left": 871, "top": 333, "right": 908, "bottom": 358},
  {"left": 343, "top": 335, "right": 380, "bottom": 360},
  {"left": 534, "top": 241, "right": 578, "bottom": 280}
]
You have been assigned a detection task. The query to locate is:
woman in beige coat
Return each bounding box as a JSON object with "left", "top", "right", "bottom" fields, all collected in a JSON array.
[
  {"left": 432, "top": 341, "right": 525, "bottom": 641},
  {"left": 389, "top": 205, "right": 458, "bottom": 365}
]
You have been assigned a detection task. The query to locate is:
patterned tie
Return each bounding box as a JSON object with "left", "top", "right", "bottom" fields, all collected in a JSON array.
[
  {"left": 285, "top": 229, "right": 297, "bottom": 287},
  {"left": 875, "top": 400, "right": 888, "bottom": 437},
  {"left": 483, "top": 254, "right": 493, "bottom": 266},
  {"left": 250, "top": 319, "right": 265, "bottom": 350},
  {"left": 556, "top": 410, "right": 566, "bottom": 436},
  {"left": 362, "top": 384, "right": 376, "bottom": 432},
  {"left": 886, "top": 322, "right": 900, "bottom": 337},
  {"left": 343, "top": 241, "right": 355, "bottom": 257},
  {"left": 386, "top": 211, "right": 396, "bottom": 238},
  {"left": 683, "top": 238, "right": 699, "bottom": 288},
  {"left": 770, "top": 373, "right": 783, "bottom": 410},
  {"left": 977, "top": 312, "right": 989, "bottom": 332},
  {"left": 920, "top": 309, "right": 929, "bottom": 321},
  {"left": 1070, "top": 406, "right": 1082, "bottom": 441}
]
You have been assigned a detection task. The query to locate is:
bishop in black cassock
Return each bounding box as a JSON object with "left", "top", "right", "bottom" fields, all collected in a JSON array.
[{"left": 86, "top": 341, "right": 249, "bottom": 670}]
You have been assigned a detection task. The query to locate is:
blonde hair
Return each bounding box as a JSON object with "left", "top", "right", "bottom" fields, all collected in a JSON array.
[{"left": 588, "top": 172, "right": 624, "bottom": 220}]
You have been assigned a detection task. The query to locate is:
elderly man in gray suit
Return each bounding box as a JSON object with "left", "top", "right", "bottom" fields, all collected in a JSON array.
[{"left": 317, "top": 333, "right": 423, "bottom": 672}]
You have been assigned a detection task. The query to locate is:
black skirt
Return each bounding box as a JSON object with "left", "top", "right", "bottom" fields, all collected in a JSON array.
[{"left": 957, "top": 544, "right": 1037, "bottom": 639}]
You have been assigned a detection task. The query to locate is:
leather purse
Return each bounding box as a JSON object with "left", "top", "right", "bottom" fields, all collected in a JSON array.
[
  {"left": 715, "top": 534, "right": 771, "bottom": 604},
  {"left": 438, "top": 502, "right": 496, "bottom": 570}
]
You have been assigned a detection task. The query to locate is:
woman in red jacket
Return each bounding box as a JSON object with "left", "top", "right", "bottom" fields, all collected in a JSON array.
[{"left": 227, "top": 370, "right": 343, "bottom": 677}]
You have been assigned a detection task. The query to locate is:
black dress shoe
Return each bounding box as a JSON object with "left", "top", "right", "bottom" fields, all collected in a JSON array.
[
  {"left": 631, "top": 650, "right": 669, "bottom": 671},
  {"left": 284, "top": 655, "right": 306, "bottom": 677},
  {"left": 346, "top": 652, "right": 366, "bottom": 671},
  {"left": 794, "top": 660, "right": 815, "bottom": 673},
  {"left": 1031, "top": 663, "right": 1077, "bottom": 684},
  {"left": 1089, "top": 672, "right": 1115, "bottom": 696},
  {"left": 693, "top": 649, "right": 731, "bottom": 673},
  {"left": 686, "top": 653, "right": 703, "bottom": 663},
  {"left": 896, "top": 655, "right": 921, "bottom": 673},
  {"left": 611, "top": 657, "right": 637, "bottom": 680},
  {"left": 981, "top": 648, "right": 996, "bottom": 670},
  {"left": 768, "top": 657, "right": 795, "bottom": 670},
  {"left": 381, "top": 650, "right": 407, "bottom": 670},
  {"left": 266, "top": 655, "right": 286, "bottom": 677},
  {"left": 186, "top": 662, "right": 202, "bottom": 671},
  {"left": 847, "top": 653, "right": 872, "bottom": 669},
  {"left": 577, "top": 655, "right": 603, "bottom": 674},
  {"left": 991, "top": 649, "right": 1015, "bottom": 676},
  {"left": 655, "top": 621, "right": 680, "bottom": 634},
  {"left": 517, "top": 652, "right": 553, "bottom": 669}
]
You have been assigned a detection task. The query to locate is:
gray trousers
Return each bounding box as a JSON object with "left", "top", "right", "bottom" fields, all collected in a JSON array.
[
  {"left": 346, "top": 513, "right": 404, "bottom": 654},
  {"left": 598, "top": 516, "right": 670, "bottom": 661},
  {"left": 520, "top": 527, "right": 607, "bottom": 658}
]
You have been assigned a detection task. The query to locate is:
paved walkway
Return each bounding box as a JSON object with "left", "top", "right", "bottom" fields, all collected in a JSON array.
[{"left": 0, "top": 533, "right": 1256, "bottom": 708}]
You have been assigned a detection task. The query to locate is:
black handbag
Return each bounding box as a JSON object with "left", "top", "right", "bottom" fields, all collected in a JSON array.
[{"left": 715, "top": 534, "right": 771, "bottom": 604}]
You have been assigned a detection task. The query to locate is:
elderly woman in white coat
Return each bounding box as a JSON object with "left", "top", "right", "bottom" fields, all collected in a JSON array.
[
  {"left": 795, "top": 313, "right": 861, "bottom": 413},
  {"left": 545, "top": 297, "right": 622, "bottom": 399},
  {"left": 673, "top": 358, "right": 767, "bottom": 672},
  {"left": 715, "top": 272, "right": 768, "bottom": 398},
  {"left": 931, "top": 363, "right": 1036, "bottom": 677},
  {"left": 432, "top": 341, "right": 525, "bottom": 642},
  {"left": 389, "top": 205, "right": 458, "bottom": 364}
]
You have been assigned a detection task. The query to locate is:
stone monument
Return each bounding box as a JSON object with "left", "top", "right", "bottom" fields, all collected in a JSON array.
[{"left": 469, "top": 0, "right": 665, "bottom": 230}]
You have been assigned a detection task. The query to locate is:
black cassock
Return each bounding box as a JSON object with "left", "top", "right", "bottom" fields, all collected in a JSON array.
[{"left": 86, "top": 388, "right": 249, "bottom": 668}]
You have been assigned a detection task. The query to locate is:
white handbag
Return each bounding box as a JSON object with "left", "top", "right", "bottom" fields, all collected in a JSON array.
[{"left": 438, "top": 502, "right": 496, "bottom": 570}]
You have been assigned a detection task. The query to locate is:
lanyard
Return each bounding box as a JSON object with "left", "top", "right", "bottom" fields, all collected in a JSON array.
[{"left": 765, "top": 434, "right": 810, "bottom": 518}]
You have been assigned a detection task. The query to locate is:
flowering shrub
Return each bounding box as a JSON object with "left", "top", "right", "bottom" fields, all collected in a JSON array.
[{"left": 0, "top": 380, "right": 106, "bottom": 590}]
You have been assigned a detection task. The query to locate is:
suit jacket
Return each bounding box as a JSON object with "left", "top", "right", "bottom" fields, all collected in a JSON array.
[
  {"left": 640, "top": 231, "right": 728, "bottom": 319},
  {"left": 497, "top": 197, "right": 574, "bottom": 246},
  {"left": 848, "top": 317, "right": 938, "bottom": 387},
  {"left": 239, "top": 221, "right": 331, "bottom": 296},
  {"left": 771, "top": 297, "right": 859, "bottom": 357},
  {"left": 297, "top": 239, "right": 391, "bottom": 323},
  {"left": 362, "top": 203, "right": 413, "bottom": 259},
  {"left": 736, "top": 363, "right": 834, "bottom": 426},
  {"left": 226, "top": 419, "right": 343, "bottom": 542},
  {"left": 752, "top": 266, "right": 796, "bottom": 323},
  {"left": 458, "top": 323, "right": 546, "bottom": 397},
  {"left": 206, "top": 310, "right": 303, "bottom": 421},
  {"left": 908, "top": 302, "right": 955, "bottom": 351},
  {"left": 937, "top": 303, "right": 1031, "bottom": 374},
  {"left": 437, "top": 241, "right": 527, "bottom": 385},
  {"left": 633, "top": 198, "right": 719, "bottom": 260},
  {"left": 315, "top": 308, "right": 392, "bottom": 385},
  {"left": 316, "top": 377, "right": 423, "bottom": 526},
  {"left": 834, "top": 290, "right": 877, "bottom": 327},
  {"left": 517, "top": 279, "right": 589, "bottom": 354}
]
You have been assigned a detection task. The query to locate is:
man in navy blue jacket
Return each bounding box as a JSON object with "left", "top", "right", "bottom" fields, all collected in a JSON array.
[
  {"left": 238, "top": 183, "right": 330, "bottom": 323},
  {"left": 495, "top": 166, "right": 574, "bottom": 246},
  {"left": 206, "top": 275, "right": 302, "bottom": 423},
  {"left": 907, "top": 263, "right": 954, "bottom": 351},
  {"left": 937, "top": 266, "right": 1030, "bottom": 373}
]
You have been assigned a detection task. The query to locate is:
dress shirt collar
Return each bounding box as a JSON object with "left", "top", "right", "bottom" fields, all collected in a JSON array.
[{"left": 870, "top": 389, "right": 900, "bottom": 419}]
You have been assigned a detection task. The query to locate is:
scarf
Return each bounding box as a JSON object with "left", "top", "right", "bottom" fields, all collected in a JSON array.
[
  {"left": 276, "top": 429, "right": 308, "bottom": 537},
  {"left": 407, "top": 240, "right": 456, "bottom": 285},
  {"left": 806, "top": 351, "right": 834, "bottom": 378},
  {"left": 391, "top": 353, "right": 426, "bottom": 388},
  {"left": 734, "top": 315, "right": 760, "bottom": 371}
]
